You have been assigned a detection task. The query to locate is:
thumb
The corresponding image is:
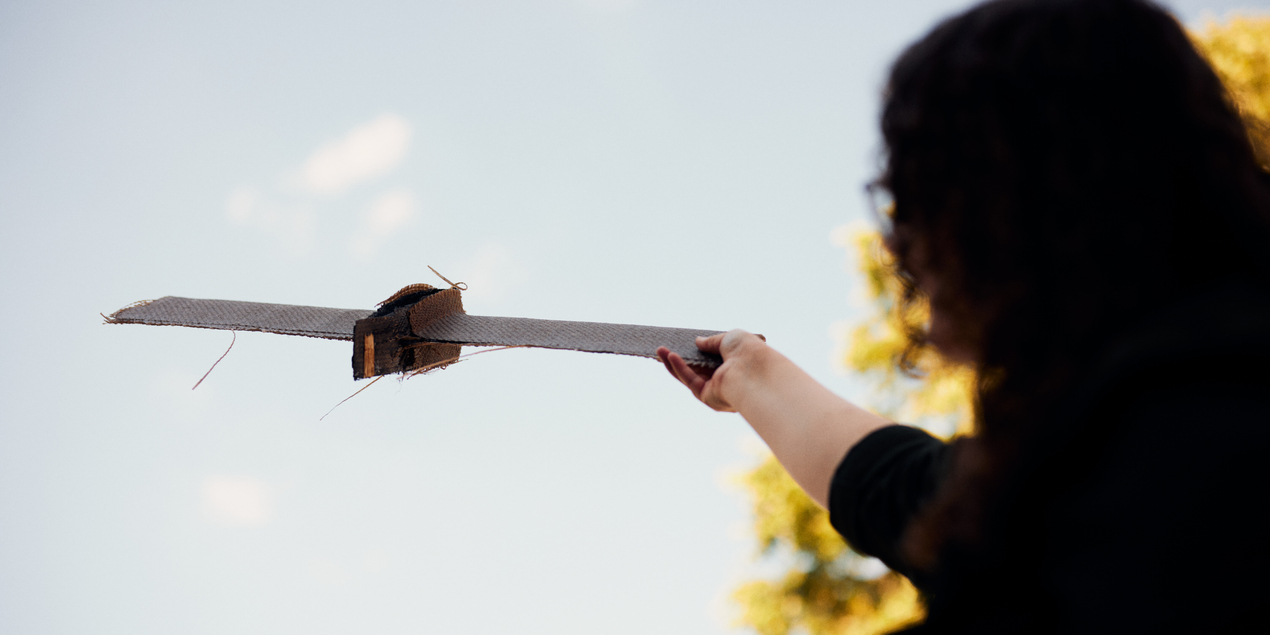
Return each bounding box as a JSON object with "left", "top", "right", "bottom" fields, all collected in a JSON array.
[
  {"left": 716, "top": 329, "right": 763, "bottom": 357},
  {"left": 694, "top": 332, "right": 727, "bottom": 354}
]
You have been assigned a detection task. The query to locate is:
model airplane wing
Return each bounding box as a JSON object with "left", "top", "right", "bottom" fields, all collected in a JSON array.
[{"left": 106, "top": 284, "right": 724, "bottom": 378}]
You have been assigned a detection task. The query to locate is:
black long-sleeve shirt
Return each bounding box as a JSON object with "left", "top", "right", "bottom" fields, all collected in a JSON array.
[{"left": 826, "top": 284, "right": 1270, "bottom": 633}]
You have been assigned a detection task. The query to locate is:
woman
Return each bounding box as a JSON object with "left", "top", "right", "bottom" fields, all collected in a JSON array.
[{"left": 658, "top": 0, "right": 1270, "bottom": 632}]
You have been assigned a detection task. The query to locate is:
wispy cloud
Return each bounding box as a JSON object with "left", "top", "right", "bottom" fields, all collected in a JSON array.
[
  {"left": 225, "top": 113, "right": 414, "bottom": 256},
  {"left": 452, "top": 241, "right": 528, "bottom": 306},
  {"left": 350, "top": 188, "right": 417, "bottom": 260},
  {"left": 225, "top": 186, "right": 315, "bottom": 254},
  {"left": 202, "top": 475, "right": 274, "bottom": 527},
  {"left": 295, "top": 114, "right": 412, "bottom": 196}
]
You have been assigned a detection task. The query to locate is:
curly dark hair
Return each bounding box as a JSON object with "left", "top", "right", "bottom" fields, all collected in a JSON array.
[{"left": 874, "top": 0, "right": 1270, "bottom": 569}]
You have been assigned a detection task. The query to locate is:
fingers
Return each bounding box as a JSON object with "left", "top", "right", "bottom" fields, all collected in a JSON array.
[
  {"left": 659, "top": 332, "right": 763, "bottom": 414},
  {"left": 657, "top": 346, "right": 737, "bottom": 412},
  {"left": 658, "top": 345, "right": 715, "bottom": 380},
  {"left": 657, "top": 346, "right": 675, "bottom": 376},
  {"left": 657, "top": 346, "right": 706, "bottom": 399},
  {"left": 657, "top": 346, "right": 687, "bottom": 387},
  {"left": 669, "top": 352, "right": 707, "bottom": 396}
]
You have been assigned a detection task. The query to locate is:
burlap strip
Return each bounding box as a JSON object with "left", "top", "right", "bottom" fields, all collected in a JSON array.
[{"left": 107, "top": 296, "right": 723, "bottom": 367}]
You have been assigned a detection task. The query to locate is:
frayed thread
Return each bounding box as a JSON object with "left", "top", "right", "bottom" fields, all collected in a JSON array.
[
  {"left": 101, "top": 298, "right": 157, "bottom": 324},
  {"left": 321, "top": 346, "right": 524, "bottom": 420},
  {"left": 427, "top": 265, "right": 468, "bottom": 291},
  {"left": 321, "top": 376, "right": 383, "bottom": 421},
  {"left": 192, "top": 332, "right": 236, "bottom": 390}
]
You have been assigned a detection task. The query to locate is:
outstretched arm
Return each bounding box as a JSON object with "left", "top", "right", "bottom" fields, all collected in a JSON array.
[{"left": 657, "top": 330, "right": 891, "bottom": 507}]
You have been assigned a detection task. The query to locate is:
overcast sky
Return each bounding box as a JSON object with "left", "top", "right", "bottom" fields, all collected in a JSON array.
[{"left": 1, "top": 0, "right": 1263, "bottom": 633}]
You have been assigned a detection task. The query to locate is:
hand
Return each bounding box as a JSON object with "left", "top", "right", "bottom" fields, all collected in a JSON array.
[{"left": 656, "top": 329, "right": 766, "bottom": 412}]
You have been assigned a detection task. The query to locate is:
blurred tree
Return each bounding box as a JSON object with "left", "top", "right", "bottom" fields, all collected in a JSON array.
[
  {"left": 1193, "top": 15, "right": 1270, "bottom": 167},
  {"left": 730, "top": 229, "right": 966, "bottom": 635},
  {"left": 729, "top": 15, "right": 1269, "bottom": 635}
]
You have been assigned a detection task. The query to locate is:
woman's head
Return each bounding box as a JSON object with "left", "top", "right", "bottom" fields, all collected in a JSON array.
[
  {"left": 876, "top": 0, "right": 1270, "bottom": 563},
  {"left": 880, "top": 0, "right": 1270, "bottom": 372}
]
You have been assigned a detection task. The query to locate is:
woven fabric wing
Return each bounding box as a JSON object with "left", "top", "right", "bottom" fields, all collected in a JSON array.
[
  {"left": 107, "top": 296, "right": 371, "bottom": 341},
  {"left": 416, "top": 313, "right": 723, "bottom": 366},
  {"left": 108, "top": 296, "right": 726, "bottom": 367}
]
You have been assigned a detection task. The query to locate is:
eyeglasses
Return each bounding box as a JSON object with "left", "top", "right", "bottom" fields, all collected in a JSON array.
[{"left": 864, "top": 181, "right": 895, "bottom": 234}]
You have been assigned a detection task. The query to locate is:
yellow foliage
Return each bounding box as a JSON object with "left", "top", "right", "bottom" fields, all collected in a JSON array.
[
  {"left": 734, "top": 569, "right": 922, "bottom": 635},
  {"left": 729, "top": 15, "right": 1269, "bottom": 635},
  {"left": 841, "top": 231, "right": 974, "bottom": 436},
  {"left": 732, "top": 454, "right": 925, "bottom": 635},
  {"left": 742, "top": 452, "right": 847, "bottom": 563},
  {"left": 1193, "top": 15, "right": 1270, "bottom": 167},
  {"left": 729, "top": 228, "right": 961, "bottom": 635}
]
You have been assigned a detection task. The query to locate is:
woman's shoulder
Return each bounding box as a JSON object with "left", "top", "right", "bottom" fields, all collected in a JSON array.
[{"left": 828, "top": 424, "right": 951, "bottom": 583}]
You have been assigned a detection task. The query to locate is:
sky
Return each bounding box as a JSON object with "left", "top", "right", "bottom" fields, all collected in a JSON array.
[{"left": 1, "top": 0, "right": 1264, "bottom": 634}]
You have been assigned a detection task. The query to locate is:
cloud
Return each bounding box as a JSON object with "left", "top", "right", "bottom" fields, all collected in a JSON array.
[
  {"left": 350, "top": 188, "right": 416, "bottom": 260},
  {"left": 452, "top": 241, "right": 528, "bottom": 306},
  {"left": 202, "top": 475, "right": 274, "bottom": 527},
  {"left": 224, "top": 113, "right": 414, "bottom": 255},
  {"left": 296, "top": 114, "right": 412, "bottom": 196},
  {"left": 225, "top": 186, "right": 315, "bottom": 254}
]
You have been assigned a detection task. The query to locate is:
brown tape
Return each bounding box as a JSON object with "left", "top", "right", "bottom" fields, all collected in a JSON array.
[{"left": 351, "top": 287, "right": 466, "bottom": 379}]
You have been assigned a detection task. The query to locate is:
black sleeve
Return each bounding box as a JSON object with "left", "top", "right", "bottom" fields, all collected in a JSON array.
[{"left": 828, "top": 425, "right": 951, "bottom": 578}]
